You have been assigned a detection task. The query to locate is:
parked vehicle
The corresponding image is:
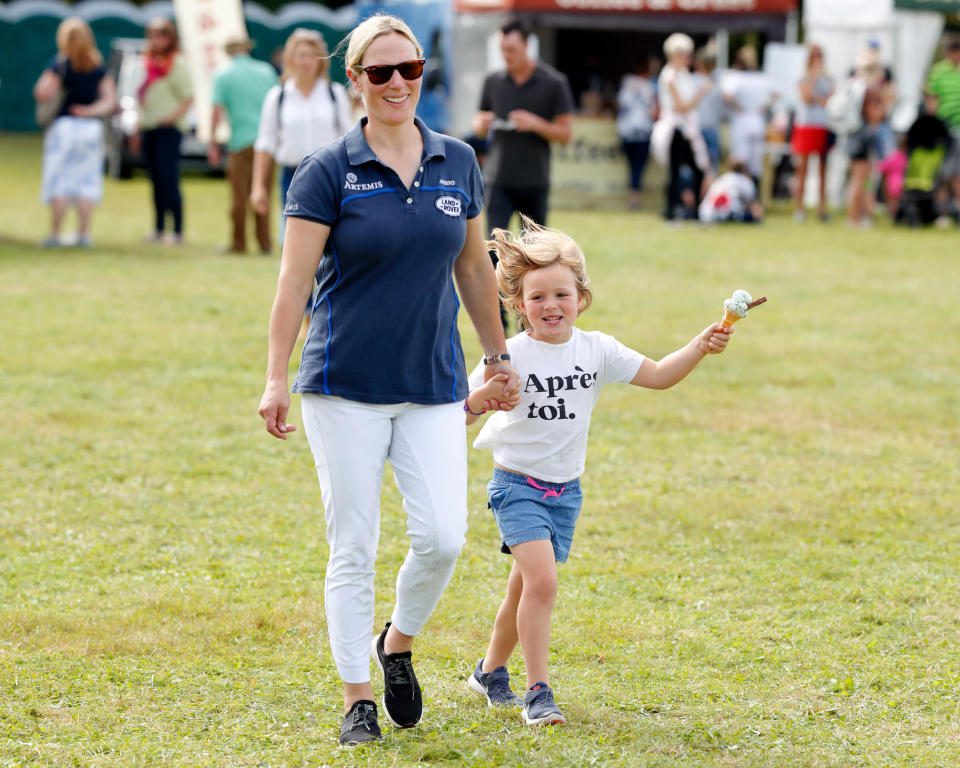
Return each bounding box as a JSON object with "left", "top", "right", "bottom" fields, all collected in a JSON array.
[{"left": 104, "top": 38, "right": 211, "bottom": 179}]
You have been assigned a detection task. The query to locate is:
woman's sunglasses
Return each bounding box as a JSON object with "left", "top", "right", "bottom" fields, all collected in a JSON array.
[{"left": 353, "top": 59, "right": 425, "bottom": 85}]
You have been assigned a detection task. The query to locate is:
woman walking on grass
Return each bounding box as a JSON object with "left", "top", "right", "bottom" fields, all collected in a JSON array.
[
  {"left": 34, "top": 18, "right": 117, "bottom": 248},
  {"left": 257, "top": 13, "right": 517, "bottom": 747}
]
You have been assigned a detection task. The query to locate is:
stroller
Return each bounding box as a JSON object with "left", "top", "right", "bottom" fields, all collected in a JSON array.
[{"left": 896, "top": 145, "right": 946, "bottom": 226}]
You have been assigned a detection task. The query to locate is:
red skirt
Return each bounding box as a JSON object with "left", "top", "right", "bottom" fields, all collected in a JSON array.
[{"left": 791, "top": 125, "right": 830, "bottom": 156}]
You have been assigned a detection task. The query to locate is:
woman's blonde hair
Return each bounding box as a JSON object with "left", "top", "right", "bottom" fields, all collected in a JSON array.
[
  {"left": 490, "top": 216, "right": 593, "bottom": 330},
  {"left": 343, "top": 13, "right": 422, "bottom": 71},
  {"left": 282, "top": 28, "right": 329, "bottom": 81},
  {"left": 663, "top": 32, "right": 694, "bottom": 59},
  {"left": 56, "top": 17, "right": 102, "bottom": 73}
]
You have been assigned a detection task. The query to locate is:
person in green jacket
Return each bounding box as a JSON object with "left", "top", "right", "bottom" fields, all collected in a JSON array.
[{"left": 926, "top": 38, "right": 960, "bottom": 223}]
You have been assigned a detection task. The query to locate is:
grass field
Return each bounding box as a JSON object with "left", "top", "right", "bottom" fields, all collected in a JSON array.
[{"left": 1, "top": 132, "right": 959, "bottom": 768}]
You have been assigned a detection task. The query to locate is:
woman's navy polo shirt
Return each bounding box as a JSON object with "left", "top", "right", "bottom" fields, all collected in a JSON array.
[{"left": 284, "top": 117, "right": 484, "bottom": 405}]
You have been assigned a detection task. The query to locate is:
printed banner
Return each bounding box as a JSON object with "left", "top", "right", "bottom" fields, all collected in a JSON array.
[
  {"left": 173, "top": 0, "right": 247, "bottom": 143},
  {"left": 550, "top": 117, "right": 628, "bottom": 210}
]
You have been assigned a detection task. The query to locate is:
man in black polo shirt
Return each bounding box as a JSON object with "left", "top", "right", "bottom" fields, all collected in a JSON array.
[{"left": 473, "top": 20, "right": 574, "bottom": 234}]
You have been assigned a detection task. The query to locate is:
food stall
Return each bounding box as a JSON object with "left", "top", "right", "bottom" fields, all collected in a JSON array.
[{"left": 450, "top": 0, "right": 799, "bottom": 208}]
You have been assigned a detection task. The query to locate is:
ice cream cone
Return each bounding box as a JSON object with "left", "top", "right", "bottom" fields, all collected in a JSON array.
[{"left": 720, "top": 307, "right": 743, "bottom": 329}]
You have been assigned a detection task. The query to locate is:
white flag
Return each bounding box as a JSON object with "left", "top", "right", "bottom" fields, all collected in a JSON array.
[{"left": 173, "top": 0, "right": 246, "bottom": 143}]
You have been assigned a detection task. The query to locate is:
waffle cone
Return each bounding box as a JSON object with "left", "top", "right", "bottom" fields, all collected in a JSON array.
[{"left": 720, "top": 307, "right": 744, "bottom": 328}]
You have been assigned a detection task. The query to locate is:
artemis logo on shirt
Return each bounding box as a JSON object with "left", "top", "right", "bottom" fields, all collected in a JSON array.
[
  {"left": 344, "top": 173, "right": 384, "bottom": 191},
  {"left": 524, "top": 366, "right": 598, "bottom": 421}
]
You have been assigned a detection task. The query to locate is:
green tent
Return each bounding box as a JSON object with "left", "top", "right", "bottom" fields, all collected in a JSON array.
[{"left": 0, "top": 0, "right": 355, "bottom": 131}]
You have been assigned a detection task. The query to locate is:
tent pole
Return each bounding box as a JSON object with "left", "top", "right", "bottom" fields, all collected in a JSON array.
[{"left": 716, "top": 28, "right": 729, "bottom": 68}]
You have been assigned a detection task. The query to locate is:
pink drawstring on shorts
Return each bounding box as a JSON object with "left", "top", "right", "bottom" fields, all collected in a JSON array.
[{"left": 526, "top": 477, "right": 566, "bottom": 500}]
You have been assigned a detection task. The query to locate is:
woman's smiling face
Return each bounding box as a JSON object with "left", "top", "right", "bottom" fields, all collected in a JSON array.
[{"left": 350, "top": 32, "right": 422, "bottom": 128}]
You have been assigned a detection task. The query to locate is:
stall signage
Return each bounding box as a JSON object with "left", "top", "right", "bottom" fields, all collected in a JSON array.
[
  {"left": 457, "top": 0, "right": 796, "bottom": 12},
  {"left": 549, "top": 118, "right": 628, "bottom": 211}
]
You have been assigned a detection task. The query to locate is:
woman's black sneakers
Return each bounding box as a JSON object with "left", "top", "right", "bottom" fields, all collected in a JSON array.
[
  {"left": 339, "top": 700, "right": 381, "bottom": 746},
  {"left": 372, "top": 622, "right": 423, "bottom": 727}
]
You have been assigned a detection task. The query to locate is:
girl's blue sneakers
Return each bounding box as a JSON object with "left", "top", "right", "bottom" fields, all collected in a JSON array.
[
  {"left": 522, "top": 682, "right": 565, "bottom": 726},
  {"left": 467, "top": 659, "right": 521, "bottom": 707}
]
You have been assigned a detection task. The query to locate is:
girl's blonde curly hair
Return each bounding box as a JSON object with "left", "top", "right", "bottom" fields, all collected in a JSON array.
[{"left": 489, "top": 215, "right": 593, "bottom": 331}]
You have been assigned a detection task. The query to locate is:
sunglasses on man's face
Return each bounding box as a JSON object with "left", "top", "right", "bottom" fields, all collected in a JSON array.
[{"left": 353, "top": 59, "right": 425, "bottom": 85}]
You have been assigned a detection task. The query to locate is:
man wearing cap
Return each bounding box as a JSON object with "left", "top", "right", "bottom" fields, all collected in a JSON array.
[
  {"left": 209, "top": 35, "right": 277, "bottom": 253},
  {"left": 926, "top": 38, "right": 960, "bottom": 223}
]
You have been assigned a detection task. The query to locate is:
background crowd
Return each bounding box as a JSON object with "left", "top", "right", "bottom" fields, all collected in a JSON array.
[
  {"left": 611, "top": 31, "right": 960, "bottom": 228},
  {"left": 31, "top": 14, "right": 960, "bottom": 249}
]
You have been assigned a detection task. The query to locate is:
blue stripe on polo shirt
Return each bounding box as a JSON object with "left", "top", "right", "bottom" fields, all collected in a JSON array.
[
  {"left": 420, "top": 185, "right": 472, "bottom": 206},
  {"left": 320, "top": 240, "right": 343, "bottom": 395},
  {"left": 448, "top": 286, "right": 461, "bottom": 401},
  {"left": 286, "top": 117, "right": 484, "bottom": 405},
  {"left": 341, "top": 186, "right": 398, "bottom": 209}
]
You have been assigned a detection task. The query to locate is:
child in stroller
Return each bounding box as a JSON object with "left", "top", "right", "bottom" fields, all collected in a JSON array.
[{"left": 896, "top": 91, "right": 951, "bottom": 226}]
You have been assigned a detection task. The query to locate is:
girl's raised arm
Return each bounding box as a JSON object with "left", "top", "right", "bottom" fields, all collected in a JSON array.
[{"left": 630, "top": 323, "right": 731, "bottom": 390}]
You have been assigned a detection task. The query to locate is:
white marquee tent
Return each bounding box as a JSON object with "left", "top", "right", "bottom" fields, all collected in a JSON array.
[{"left": 805, "top": 0, "right": 946, "bottom": 128}]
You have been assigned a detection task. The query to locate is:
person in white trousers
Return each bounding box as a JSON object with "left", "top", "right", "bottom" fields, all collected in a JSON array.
[{"left": 257, "top": 13, "right": 518, "bottom": 746}]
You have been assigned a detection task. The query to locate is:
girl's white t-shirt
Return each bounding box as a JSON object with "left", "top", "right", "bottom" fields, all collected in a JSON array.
[{"left": 468, "top": 328, "right": 645, "bottom": 483}]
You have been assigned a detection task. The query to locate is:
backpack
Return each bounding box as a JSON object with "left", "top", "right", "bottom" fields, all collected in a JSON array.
[{"left": 825, "top": 78, "right": 866, "bottom": 135}]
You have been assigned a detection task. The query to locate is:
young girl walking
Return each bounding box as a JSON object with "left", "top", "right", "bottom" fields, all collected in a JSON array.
[{"left": 464, "top": 217, "right": 733, "bottom": 725}]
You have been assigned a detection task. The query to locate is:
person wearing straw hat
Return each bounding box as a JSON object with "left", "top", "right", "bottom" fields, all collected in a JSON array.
[{"left": 209, "top": 34, "right": 277, "bottom": 254}]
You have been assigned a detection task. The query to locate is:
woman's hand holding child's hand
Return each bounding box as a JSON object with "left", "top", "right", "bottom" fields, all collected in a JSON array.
[
  {"left": 697, "top": 323, "right": 732, "bottom": 355},
  {"left": 475, "top": 373, "right": 521, "bottom": 413},
  {"left": 483, "top": 373, "right": 522, "bottom": 411},
  {"left": 482, "top": 362, "right": 521, "bottom": 412}
]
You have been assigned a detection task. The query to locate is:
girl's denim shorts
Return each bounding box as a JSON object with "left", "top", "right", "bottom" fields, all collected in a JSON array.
[{"left": 487, "top": 467, "right": 583, "bottom": 563}]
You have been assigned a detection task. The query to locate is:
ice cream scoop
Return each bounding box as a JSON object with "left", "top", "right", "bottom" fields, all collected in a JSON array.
[{"left": 720, "top": 290, "right": 766, "bottom": 328}]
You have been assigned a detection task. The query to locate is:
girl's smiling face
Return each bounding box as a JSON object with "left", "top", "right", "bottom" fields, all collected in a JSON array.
[
  {"left": 349, "top": 32, "right": 421, "bottom": 127},
  {"left": 519, "top": 263, "right": 582, "bottom": 344}
]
